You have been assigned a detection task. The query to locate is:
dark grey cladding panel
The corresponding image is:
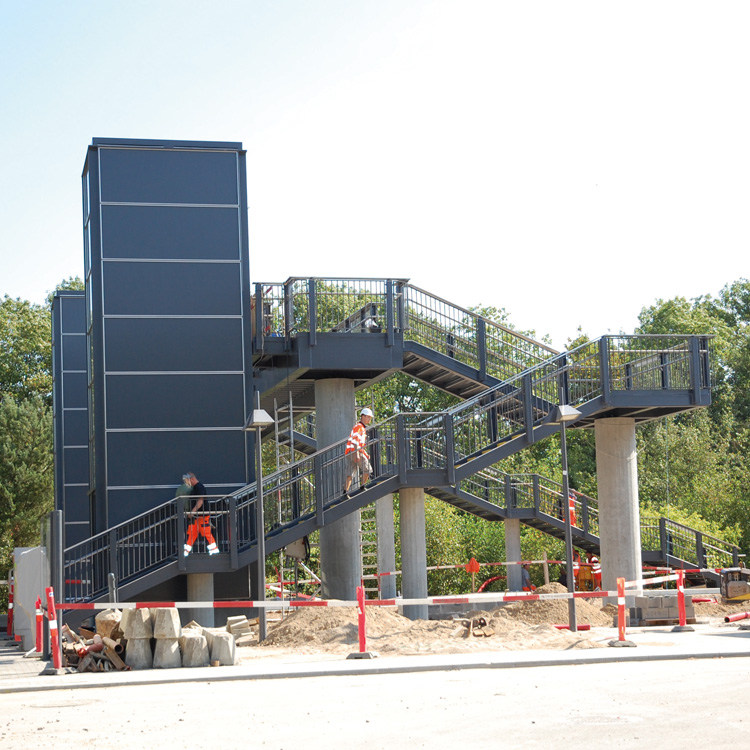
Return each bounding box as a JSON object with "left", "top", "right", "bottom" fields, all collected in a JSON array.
[
  {"left": 62, "top": 409, "right": 88, "bottom": 444},
  {"left": 60, "top": 295, "right": 86, "bottom": 333},
  {"left": 105, "top": 374, "right": 245, "bottom": 429},
  {"left": 101, "top": 205, "right": 240, "bottom": 260},
  {"left": 102, "top": 261, "right": 242, "bottom": 316},
  {"left": 104, "top": 317, "right": 244, "bottom": 372},
  {"left": 106, "top": 430, "right": 247, "bottom": 488},
  {"left": 63, "top": 446, "right": 89, "bottom": 485},
  {"left": 62, "top": 334, "right": 87, "bottom": 371},
  {"left": 62, "top": 372, "right": 88, "bottom": 409},
  {"left": 64, "top": 523, "right": 90, "bottom": 547},
  {"left": 62, "top": 486, "right": 89, "bottom": 521},
  {"left": 98, "top": 148, "right": 238, "bottom": 205}
]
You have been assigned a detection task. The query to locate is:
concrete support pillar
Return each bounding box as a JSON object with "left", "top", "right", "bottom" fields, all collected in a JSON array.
[
  {"left": 400, "top": 487, "right": 428, "bottom": 620},
  {"left": 375, "top": 493, "right": 397, "bottom": 599},
  {"left": 186, "top": 573, "right": 214, "bottom": 627},
  {"left": 595, "top": 418, "right": 642, "bottom": 595},
  {"left": 504, "top": 518, "right": 522, "bottom": 591},
  {"left": 316, "top": 379, "right": 361, "bottom": 600}
]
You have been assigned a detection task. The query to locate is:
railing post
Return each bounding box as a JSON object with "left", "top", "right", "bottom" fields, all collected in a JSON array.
[
  {"left": 397, "top": 281, "right": 407, "bottom": 332},
  {"left": 700, "top": 336, "right": 712, "bottom": 390},
  {"left": 504, "top": 474, "right": 513, "bottom": 513},
  {"left": 477, "top": 318, "right": 487, "bottom": 382},
  {"left": 695, "top": 532, "right": 706, "bottom": 569},
  {"left": 284, "top": 279, "right": 294, "bottom": 339},
  {"left": 523, "top": 373, "right": 534, "bottom": 444},
  {"left": 108, "top": 528, "right": 118, "bottom": 592},
  {"left": 659, "top": 517, "right": 669, "bottom": 562},
  {"left": 178, "top": 497, "right": 188, "bottom": 572},
  {"left": 444, "top": 413, "right": 455, "bottom": 486},
  {"left": 599, "top": 337, "right": 611, "bottom": 405},
  {"left": 314, "top": 454, "right": 325, "bottom": 527},
  {"left": 229, "top": 495, "right": 238, "bottom": 569},
  {"left": 254, "top": 283, "right": 264, "bottom": 353},
  {"left": 308, "top": 278, "right": 317, "bottom": 346},
  {"left": 532, "top": 474, "right": 541, "bottom": 514},
  {"left": 733, "top": 547, "right": 740, "bottom": 567},
  {"left": 581, "top": 495, "right": 589, "bottom": 536},
  {"left": 689, "top": 335, "right": 702, "bottom": 404},
  {"left": 397, "top": 415, "right": 408, "bottom": 483},
  {"left": 385, "top": 279, "right": 395, "bottom": 347},
  {"left": 660, "top": 351, "right": 671, "bottom": 390}
]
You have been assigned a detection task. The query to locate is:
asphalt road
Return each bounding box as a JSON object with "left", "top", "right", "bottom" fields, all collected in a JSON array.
[{"left": 4, "top": 656, "right": 748, "bottom": 749}]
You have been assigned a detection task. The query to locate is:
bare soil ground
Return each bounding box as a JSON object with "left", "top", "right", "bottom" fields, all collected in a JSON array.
[{"left": 237, "top": 584, "right": 750, "bottom": 662}]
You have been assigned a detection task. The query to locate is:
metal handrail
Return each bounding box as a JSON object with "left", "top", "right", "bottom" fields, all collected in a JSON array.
[{"left": 65, "top": 311, "right": 717, "bottom": 601}]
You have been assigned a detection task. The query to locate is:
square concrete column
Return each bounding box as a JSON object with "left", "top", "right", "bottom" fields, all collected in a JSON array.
[
  {"left": 375, "top": 493, "right": 397, "bottom": 599},
  {"left": 595, "top": 418, "right": 642, "bottom": 595},
  {"left": 315, "top": 379, "right": 362, "bottom": 601},
  {"left": 400, "top": 487, "right": 428, "bottom": 620},
  {"left": 504, "top": 518, "right": 522, "bottom": 591}
]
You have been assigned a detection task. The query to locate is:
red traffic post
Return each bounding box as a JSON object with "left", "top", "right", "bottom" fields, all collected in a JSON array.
[
  {"left": 35, "top": 597, "right": 43, "bottom": 654},
  {"left": 346, "top": 585, "right": 377, "bottom": 660},
  {"left": 609, "top": 576, "right": 636, "bottom": 648},
  {"left": 724, "top": 612, "right": 750, "bottom": 623},
  {"left": 672, "top": 568, "right": 695, "bottom": 632},
  {"left": 45, "top": 587, "right": 63, "bottom": 670}
]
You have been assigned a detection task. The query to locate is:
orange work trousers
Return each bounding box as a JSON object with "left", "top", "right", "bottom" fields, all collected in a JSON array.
[{"left": 186, "top": 515, "right": 216, "bottom": 548}]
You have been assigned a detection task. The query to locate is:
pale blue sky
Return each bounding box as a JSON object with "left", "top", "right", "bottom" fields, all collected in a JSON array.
[{"left": 2, "top": 1, "right": 748, "bottom": 349}]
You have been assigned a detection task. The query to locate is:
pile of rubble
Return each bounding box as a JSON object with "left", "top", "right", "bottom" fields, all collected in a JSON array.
[{"left": 61, "top": 608, "right": 254, "bottom": 671}]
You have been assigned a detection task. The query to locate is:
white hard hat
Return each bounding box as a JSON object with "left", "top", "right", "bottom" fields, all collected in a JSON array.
[{"left": 361, "top": 407, "right": 374, "bottom": 418}]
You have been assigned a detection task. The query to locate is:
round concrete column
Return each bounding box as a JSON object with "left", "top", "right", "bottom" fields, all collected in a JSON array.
[
  {"left": 316, "top": 379, "right": 361, "bottom": 601},
  {"left": 186, "top": 573, "right": 214, "bottom": 627},
  {"left": 504, "top": 518, "right": 522, "bottom": 591},
  {"left": 376, "top": 493, "right": 397, "bottom": 599},
  {"left": 595, "top": 418, "right": 642, "bottom": 594},
  {"left": 400, "top": 487, "right": 428, "bottom": 620}
]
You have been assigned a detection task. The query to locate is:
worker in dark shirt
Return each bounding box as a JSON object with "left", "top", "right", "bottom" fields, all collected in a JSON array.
[{"left": 183, "top": 471, "right": 219, "bottom": 556}]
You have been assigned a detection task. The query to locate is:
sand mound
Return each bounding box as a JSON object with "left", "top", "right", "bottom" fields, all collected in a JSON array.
[{"left": 252, "top": 590, "right": 610, "bottom": 659}]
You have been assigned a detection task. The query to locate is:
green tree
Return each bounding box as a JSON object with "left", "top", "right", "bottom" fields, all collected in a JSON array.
[
  {"left": 0, "top": 296, "right": 53, "bottom": 404},
  {"left": 0, "top": 396, "right": 54, "bottom": 601}
]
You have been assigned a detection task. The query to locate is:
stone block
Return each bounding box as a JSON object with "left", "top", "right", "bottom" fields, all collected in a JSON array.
[
  {"left": 153, "top": 638, "right": 182, "bottom": 669},
  {"left": 153, "top": 608, "right": 182, "bottom": 639},
  {"left": 207, "top": 630, "right": 238, "bottom": 666},
  {"left": 125, "top": 638, "right": 153, "bottom": 670},
  {"left": 181, "top": 630, "right": 209, "bottom": 668},
  {"left": 123, "top": 608, "right": 153, "bottom": 639}
]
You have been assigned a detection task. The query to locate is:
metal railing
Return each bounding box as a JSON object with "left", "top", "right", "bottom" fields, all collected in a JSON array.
[
  {"left": 64, "top": 325, "right": 716, "bottom": 601},
  {"left": 253, "top": 278, "right": 558, "bottom": 382}
]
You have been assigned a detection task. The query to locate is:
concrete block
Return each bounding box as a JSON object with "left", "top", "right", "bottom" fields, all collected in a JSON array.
[
  {"left": 208, "top": 630, "right": 238, "bottom": 665},
  {"left": 125, "top": 638, "right": 153, "bottom": 670},
  {"left": 646, "top": 596, "right": 664, "bottom": 609},
  {"left": 181, "top": 630, "right": 209, "bottom": 668},
  {"left": 643, "top": 608, "right": 670, "bottom": 620},
  {"left": 153, "top": 608, "right": 182, "bottom": 639},
  {"left": 153, "top": 638, "right": 182, "bottom": 669},
  {"left": 123, "top": 608, "right": 153, "bottom": 639},
  {"left": 634, "top": 597, "right": 649, "bottom": 610},
  {"left": 226, "top": 615, "right": 247, "bottom": 632}
]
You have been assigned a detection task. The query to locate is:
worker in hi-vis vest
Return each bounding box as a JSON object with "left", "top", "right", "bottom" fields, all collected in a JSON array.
[{"left": 344, "top": 407, "right": 373, "bottom": 497}]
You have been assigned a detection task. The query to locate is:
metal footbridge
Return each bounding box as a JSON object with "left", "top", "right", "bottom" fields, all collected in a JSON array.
[{"left": 63, "top": 278, "right": 736, "bottom": 603}]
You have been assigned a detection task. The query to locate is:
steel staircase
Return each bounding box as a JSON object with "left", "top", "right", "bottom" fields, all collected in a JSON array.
[{"left": 62, "top": 279, "right": 726, "bottom": 603}]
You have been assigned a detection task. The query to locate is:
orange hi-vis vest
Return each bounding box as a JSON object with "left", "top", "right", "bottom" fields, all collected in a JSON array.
[{"left": 345, "top": 421, "right": 369, "bottom": 459}]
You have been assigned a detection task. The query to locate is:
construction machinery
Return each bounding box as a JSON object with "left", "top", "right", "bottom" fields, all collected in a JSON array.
[{"left": 719, "top": 567, "right": 750, "bottom": 602}]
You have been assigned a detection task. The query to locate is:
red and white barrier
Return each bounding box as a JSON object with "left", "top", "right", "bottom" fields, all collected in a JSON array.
[
  {"left": 45, "top": 586, "right": 62, "bottom": 670},
  {"left": 616, "top": 577, "right": 627, "bottom": 643}
]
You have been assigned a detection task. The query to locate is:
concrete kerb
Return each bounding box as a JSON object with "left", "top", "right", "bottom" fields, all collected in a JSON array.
[{"left": 4, "top": 625, "right": 750, "bottom": 695}]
